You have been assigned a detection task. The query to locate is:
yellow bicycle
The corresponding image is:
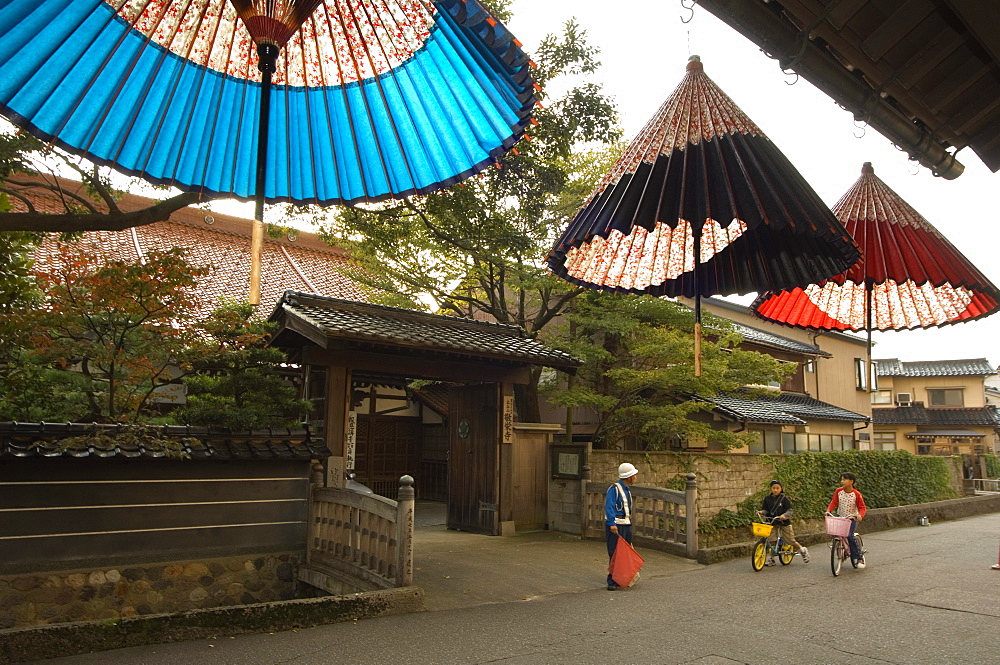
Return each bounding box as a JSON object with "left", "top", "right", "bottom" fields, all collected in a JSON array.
[{"left": 750, "top": 513, "right": 796, "bottom": 571}]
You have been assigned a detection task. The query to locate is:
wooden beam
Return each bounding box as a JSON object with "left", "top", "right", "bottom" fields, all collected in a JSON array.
[{"left": 302, "top": 347, "right": 531, "bottom": 384}]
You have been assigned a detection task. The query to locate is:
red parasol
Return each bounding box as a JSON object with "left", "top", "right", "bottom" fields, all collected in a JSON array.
[
  {"left": 753, "top": 162, "right": 1000, "bottom": 333},
  {"left": 547, "top": 56, "right": 859, "bottom": 375}
]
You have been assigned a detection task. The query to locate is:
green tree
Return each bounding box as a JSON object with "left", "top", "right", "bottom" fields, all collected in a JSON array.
[
  {"left": 302, "top": 4, "right": 621, "bottom": 420},
  {"left": 172, "top": 302, "right": 312, "bottom": 430},
  {"left": 5, "top": 245, "right": 208, "bottom": 422},
  {"left": 544, "top": 291, "right": 794, "bottom": 450}
]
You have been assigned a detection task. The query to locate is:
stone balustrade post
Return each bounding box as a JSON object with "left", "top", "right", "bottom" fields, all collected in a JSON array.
[
  {"left": 685, "top": 472, "right": 698, "bottom": 558},
  {"left": 395, "top": 475, "right": 415, "bottom": 587},
  {"left": 306, "top": 460, "right": 324, "bottom": 565}
]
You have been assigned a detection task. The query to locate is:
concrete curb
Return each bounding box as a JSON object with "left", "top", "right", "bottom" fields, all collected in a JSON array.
[
  {"left": 0, "top": 586, "right": 425, "bottom": 664},
  {"left": 695, "top": 493, "right": 1000, "bottom": 565}
]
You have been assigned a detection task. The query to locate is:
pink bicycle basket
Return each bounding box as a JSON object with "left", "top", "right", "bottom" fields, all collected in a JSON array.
[{"left": 825, "top": 515, "right": 852, "bottom": 537}]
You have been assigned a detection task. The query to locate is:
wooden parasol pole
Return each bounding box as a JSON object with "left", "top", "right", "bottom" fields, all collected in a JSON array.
[
  {"left": 693, "top": 233, "right": 703, "bottom": 377},
  {"left": 249, "top": 43, "right": 279, "bottom": 306}
]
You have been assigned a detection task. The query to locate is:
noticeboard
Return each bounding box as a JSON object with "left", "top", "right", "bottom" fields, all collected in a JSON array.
[{"left": 550, "top": 445, "right": 585, "bottom": 479}]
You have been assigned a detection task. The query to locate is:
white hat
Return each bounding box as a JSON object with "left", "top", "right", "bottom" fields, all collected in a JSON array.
[{"left": 618, "top": 462, "right": 638, "bottom": 479}]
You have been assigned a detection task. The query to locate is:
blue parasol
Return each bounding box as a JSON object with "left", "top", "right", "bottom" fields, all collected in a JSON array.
[{"left": 0, "top": 0, "right": 536, "bottom": 302}]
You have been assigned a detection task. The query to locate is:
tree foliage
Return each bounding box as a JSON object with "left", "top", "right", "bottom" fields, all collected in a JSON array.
[
  {"left": 1, "top": 245, "right": 208, "bottom": 422},
  {"left": 297, "top": 3, "right": 621, "bottom": 419},
  {"left": 172, "top": 301, "right": 312, "bottom": 430},
  {"left": 543, "top": 292, "right": 794, "bottom": 450}
]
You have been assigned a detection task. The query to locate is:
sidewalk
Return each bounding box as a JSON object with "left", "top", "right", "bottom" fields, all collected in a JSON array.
[{"left": 412, "top": 501, "right": 702, "bottom": 611}]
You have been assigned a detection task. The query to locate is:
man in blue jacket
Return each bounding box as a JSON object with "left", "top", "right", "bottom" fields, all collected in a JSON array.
[{"left": 605, "top": 462, "right": 639, "bottom": 590}]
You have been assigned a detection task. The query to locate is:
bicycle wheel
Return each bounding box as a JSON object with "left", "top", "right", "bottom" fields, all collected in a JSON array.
[
  {"left": 830, "top": 537, "right": 843, "bottom": 576},
  {"left": 778, "top": 542, "right": 795, "bottom": 565},
  {"left": 752, "top": 540, "right": 768, "bottom": 571},
  {"left": 851, "top": 535, "right": 865, "bottom": 568}
]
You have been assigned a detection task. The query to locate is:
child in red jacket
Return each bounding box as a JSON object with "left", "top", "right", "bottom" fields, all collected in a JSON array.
[{"left": 827, "top": 472, "right": 867, "bottom": 567}]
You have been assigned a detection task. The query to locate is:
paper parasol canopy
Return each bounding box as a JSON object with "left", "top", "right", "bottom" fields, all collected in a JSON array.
[
  {"left": 0, "top": 0, "right": 536, "bottom": 206},
  {"left": 546, "top": 56, "right": 859, "bottom": 299},
  {"left": 752, "top": 162, "right": 1000, "bottom": 331}
]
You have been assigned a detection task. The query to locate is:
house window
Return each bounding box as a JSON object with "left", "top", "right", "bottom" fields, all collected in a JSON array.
[
  {"left": 927, "top": 388, "right": 964, "bottom": 406},
  {"left": 804, "top": 359, "right": 815, "bottom": 374},
  {"left": 871, "top": 390, "right": 892, "bottom": 405},
  {"left": 855, "top": 358, "right": 868, "bottom": 391},
  {"left": 873, "top": 431, "right": 896, "bottom": 451}
]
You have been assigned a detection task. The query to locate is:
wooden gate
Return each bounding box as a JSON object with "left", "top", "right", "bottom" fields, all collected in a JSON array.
[
  {"left": 354, "top": 416, "right": 421, "bottom": 498},
  {"left": 447, "top": 383, "right": 500, "bottom": 534}
]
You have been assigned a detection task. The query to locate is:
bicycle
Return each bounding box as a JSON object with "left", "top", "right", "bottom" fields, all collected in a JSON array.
[
  {"left": 825, "top": 512, "right": 867, "bottom": 576},
  {"left": 750, "top": 512, "right": 797, "bottom": 571}
]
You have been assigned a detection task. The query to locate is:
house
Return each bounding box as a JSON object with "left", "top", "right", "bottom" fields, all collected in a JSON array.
[
  {"left": 538, "top": 296, "right": 871, "bottom": 453},
  {"left": 691, "top": 298, "right": 870, "bottom": 453},
  {"left": 23, "top": 177, "right": 371, "bottom": 316},
  {"left": 871, "top": 359, "right": 1000, "bottom": 456}
]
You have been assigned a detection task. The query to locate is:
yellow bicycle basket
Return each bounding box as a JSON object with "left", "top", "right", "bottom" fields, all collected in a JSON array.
[{"left": 751, "top": 522, "right": 773, "bottom": 538}]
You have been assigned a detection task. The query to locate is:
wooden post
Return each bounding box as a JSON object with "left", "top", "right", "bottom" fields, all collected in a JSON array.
[
  {"left": 395, "top": 475, "right": 415, "bottom": 587},
  {"left": 579, "top": 465, "right": 591, "bottom": 539},
  {"left": 685, "top": 472, "right": 698, "bottom": 558}
]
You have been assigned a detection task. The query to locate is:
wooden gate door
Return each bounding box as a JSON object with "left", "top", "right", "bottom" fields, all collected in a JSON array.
[
  {"left": 447, "top": 383, "right": 500, "bottom": 534},
  {"left": 355, "top": 416, "right": 421, "bottom": 498}
]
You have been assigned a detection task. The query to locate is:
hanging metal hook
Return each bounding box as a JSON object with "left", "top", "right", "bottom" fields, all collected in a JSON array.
[
  {"left": 853, "top": 119, "right": 867, "bottom": 139},
  {"left": 783, "top": 70, "right": 800, "bottom": 86},
  {"left": 680, "top": 0, "right": 695, "bottom": 24},
  {"left": 909, "top": 160, "right": 920, "bottom": 176}
]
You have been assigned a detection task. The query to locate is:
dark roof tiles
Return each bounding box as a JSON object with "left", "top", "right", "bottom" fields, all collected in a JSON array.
[
  {"left": 705, "top": 391, "right": 867, "bottom": 425},
  {"left": 0, "top": 423, "right": 330, "bottom": 460},
  {"left": 873, "top": 404, "right": 1000, "bottom": 427},
  {"left": 730, "top": 322, "right": 831, "bottom": 357},
  {"left": 276, "top": 291, "right": 581, "bottom": 369},
  {"left": 875, "top": 358, "right": 995, "bottom": 377}
]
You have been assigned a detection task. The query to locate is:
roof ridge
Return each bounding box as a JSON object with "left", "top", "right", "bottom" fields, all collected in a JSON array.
[{"left": 281, "top": 291, "right": 529, "bottom": 337}]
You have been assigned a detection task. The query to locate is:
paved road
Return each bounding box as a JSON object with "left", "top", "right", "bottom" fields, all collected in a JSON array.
[{"left": 25, "top": 512, "right": 1000, "bottom": 664}]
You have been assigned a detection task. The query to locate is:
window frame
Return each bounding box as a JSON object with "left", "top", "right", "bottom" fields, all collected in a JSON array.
[{"left": 926, "top": 387, "right": 964, "bottom": 407}]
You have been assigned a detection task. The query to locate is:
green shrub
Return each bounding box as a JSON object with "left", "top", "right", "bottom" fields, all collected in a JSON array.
[
  {"left": 984, "top": 454, "right": 1000, "bottom": 479},
  {"left": 702, "top": 450, "right": 958, "bottom": 533}
]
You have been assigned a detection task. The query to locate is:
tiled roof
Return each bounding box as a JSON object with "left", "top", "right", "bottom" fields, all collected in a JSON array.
[
  {"left": 874, "top": 358, "right": 995, "bottom": 377},
  {"left": 273, "top": 291, "right": 582, "bottom": 369},
  {"left": 0, "top": 423, "right": 330, "bottom": 460},
  {"left": 706, "top": 395, "right": 806, "bottom": 425},
  {"left": 23, "top": 177, "right": 370, "bottom": 318},
  {"left": 706, "top": 392, "right": 867, "bottom": 425},
  {"left": 730, "top": 322, "right": 832, "bottom": 357},
  {"left": 873, "top": 404, "right": 1000, "bottom": 427},
  {"left": 412, "top": 383, "right": 451, "bottom": 417}
]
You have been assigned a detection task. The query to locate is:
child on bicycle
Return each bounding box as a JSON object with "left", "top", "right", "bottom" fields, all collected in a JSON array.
[
  {"left": 827, "top": 472, "right": 867, "bottom": 568},
  {"left": 761, "top": 480, "right": 809, "bottom": 565}
]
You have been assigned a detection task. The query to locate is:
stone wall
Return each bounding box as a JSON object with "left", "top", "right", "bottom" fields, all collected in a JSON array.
[
  {"left": 585, "top": 450, "right": 967, "bottom": 524},
  {"left": 548, "top": 477, "right": 584, "bottom": 535},
  {"left": 587, "top": 451, "right": 776, "bottom": 521},
  {"left": 0, "top": 552, "right": 314, "bottom": 630}
]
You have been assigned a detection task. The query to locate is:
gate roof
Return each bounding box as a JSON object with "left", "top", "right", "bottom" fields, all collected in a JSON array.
[{"left": 269, "top": 291, "right": 581, "bottom": 371}]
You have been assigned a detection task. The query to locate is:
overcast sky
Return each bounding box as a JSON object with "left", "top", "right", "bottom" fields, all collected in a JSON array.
[{"left": 507, "top": 1, "right": 1000, "bottom": 367}]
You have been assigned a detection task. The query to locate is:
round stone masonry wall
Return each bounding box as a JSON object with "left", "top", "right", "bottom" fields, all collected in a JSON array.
[{"left": 0, "top": 553, "right": 307, "bottom": 630}]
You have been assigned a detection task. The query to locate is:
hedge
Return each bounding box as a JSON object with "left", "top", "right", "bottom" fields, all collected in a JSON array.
[
  {"left": 985, "top": 454, "right": 1000, "bottom": 479},
  {"left": 703, "top": 450, "right": 959, "bottom": 533}
]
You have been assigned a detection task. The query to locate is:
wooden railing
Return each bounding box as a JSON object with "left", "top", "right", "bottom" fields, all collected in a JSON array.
[
  {"left": 973, "top": 478, "right": 1000, "bottom": 493},
  {"left": 582, "top": 472, "right": 698, "bottom": 558},
  {"left": 306, "top": 474, "right": 415, "bottom": 590}
]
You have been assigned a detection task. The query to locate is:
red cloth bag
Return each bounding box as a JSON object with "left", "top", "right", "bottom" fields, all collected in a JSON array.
[{"left": 609, "top": 535, "right": 645, "bottom": 587}]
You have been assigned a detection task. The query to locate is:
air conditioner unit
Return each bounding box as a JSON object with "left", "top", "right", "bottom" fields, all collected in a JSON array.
[{"left": 896, "top": 392, "right": 912, "bottom": 406}]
